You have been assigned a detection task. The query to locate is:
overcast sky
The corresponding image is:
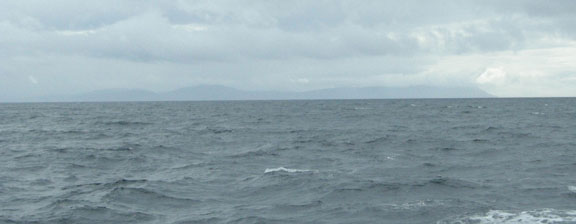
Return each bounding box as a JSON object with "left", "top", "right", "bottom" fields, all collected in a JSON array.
[{"left": 1, "top": 0, "right": 576, "bottom": 99}]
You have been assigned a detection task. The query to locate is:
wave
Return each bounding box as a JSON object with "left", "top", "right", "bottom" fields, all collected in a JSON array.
[
  {"left": 483, "top": 126, "right": 500, "bottom": 132},
  {"left": 264, "top": 167, "right": 317, "bottom": 174},
  {"left": 228, "top": 144, "right": 282, "bottom": 158},
  {"left": 173, "top": 217, "right": 224, "bottom": 224},
  {"left": 31, "top": 198, "right": 155, "bottom": 224},
  {"left": 65, "top": 205, "right": 155, "bottom": 223},
  {"left": 97, "top": 121, "right": 152, "bottom": 126},
  {"left": 198, "top": 126, "right": 234, "bottom": 134},
  {"left": 27, "top": 129, "right": 94, "bottom": 135},
  {"left": 353, "top": 107, "right": 372, "bottom": 110},
  {"left": 230, "top": 150, "right": 279, "bottom": 158},
  {"left": 471, "top": 138, "right": 489, "bottom": 143},
  {"left": 171, "top": 162, "right": 209, "bottom": 170},
  {"left": 104, "top": 187, "right": 200, "bottom": 209},
  {"left": 425, "top": 176, "right": 482, "bottom": 189},
  {"left": 325, "top": 177, "right": 481, "bottom": 200},
  {"left": 61, "top": 179, "right": 148, "bottom": 193},
  {"left": 438, "top": 209, "right": 576, "bottom": 224},
  {"left": 53, "top": 145, "right": 140, "bottom": 153},
  {"left": 364, "top": 136, "right": 392, "bottom": 144},
  {"left": 430, "top": 147, "right": 462, "bottom": 152},
  {"left": 227, "top": 216, "right": 285, "bottom": 224},
  {"left": 273, "top": 200, "right": 323, "bottom": 211}
]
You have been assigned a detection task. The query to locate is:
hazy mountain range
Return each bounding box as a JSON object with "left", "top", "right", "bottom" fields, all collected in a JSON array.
[{"left": 14, "top": 85, "right": 493, "bottom": 102}]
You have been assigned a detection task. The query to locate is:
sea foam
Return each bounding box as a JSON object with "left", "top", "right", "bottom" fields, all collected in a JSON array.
[
  {"left": 439, "top": 209, "right": 576, "bottom": 224},
  {"left": 264, "top": 167, "right": 315, "bottom": 174}
]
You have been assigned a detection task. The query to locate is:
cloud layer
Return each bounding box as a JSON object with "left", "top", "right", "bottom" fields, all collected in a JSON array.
[{"left": 1, "top": 0, "right": 576, "bottom": 99}]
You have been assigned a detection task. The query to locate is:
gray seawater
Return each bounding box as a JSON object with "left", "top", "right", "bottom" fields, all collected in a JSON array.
[{"left": 1, "top": 98, "right": 576, "bottom": 224}]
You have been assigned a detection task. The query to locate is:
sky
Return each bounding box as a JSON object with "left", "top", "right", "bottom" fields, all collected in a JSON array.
[{"left": 1, "top": 0, "right": 576, "bottom": 100}]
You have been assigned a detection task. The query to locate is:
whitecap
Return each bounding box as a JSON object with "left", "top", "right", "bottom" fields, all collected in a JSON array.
[
  {"left": 438, "top": 209, "right": 576, "bottom": 224},
  {"left": 264, "top": 167, "right": 315, "bottom": 174},
  {"left": 568, "top": 185, "right": 576, "bottom": 193}
]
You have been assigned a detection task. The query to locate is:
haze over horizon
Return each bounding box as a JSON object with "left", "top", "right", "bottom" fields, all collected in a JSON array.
[
  {"left": 7, "top": 85, "right": 493, "bottom": 102},
  {"left": 1, "top": 0, "right": 576, "bottom": 101}
]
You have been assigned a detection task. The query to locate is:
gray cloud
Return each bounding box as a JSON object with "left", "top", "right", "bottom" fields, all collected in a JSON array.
[{"left": 1, "top": 0, "right": 575, "bottom": 98}]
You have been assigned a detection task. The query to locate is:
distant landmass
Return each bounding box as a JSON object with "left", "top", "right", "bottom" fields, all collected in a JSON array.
[{"left": 27, "top": 85, "right": 493, "bottom": 102}]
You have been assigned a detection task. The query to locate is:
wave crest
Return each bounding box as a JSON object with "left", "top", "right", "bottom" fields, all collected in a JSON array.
[
  {"left": 264, "top": 167, "right": 316, "bottom": 174},
  {"left": 439, "top": 209, "right": 576, "bottom": 224}
]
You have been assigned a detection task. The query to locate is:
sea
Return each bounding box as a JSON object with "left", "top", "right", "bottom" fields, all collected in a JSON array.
[{"left": 1, "top": 98, "right": 575, "bottom": 224}]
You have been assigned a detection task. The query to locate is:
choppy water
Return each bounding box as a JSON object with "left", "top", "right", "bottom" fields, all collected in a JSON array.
[{"left": 1, "top": 98, "right": 576, "bottom": 224}]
